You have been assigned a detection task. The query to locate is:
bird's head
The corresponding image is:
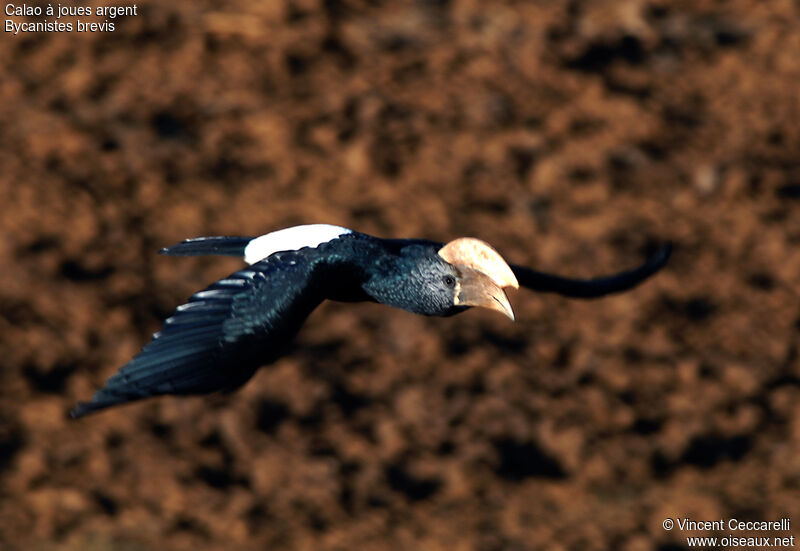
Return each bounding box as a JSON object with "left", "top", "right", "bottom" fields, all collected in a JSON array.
[
  {"left": 436, "top": 237, "right": 519, "bottom": 320},
  {"left": 364, "top": 238, "right": 519, "bottom": 320}
]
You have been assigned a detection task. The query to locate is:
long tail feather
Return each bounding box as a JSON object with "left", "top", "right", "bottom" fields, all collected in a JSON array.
[
  {"left": 159, "top": 236, "right": 252, "bottom": 257},
  {"left": 512, "top": 243, "right": 672, "bottom": 298}
]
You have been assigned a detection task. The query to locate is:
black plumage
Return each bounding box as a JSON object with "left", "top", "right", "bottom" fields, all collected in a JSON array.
[{"left": 71, "top": 227, "right": 670, "bottom": 418}]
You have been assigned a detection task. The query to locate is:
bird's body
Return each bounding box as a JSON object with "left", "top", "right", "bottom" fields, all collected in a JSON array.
[{"left": 71, "top": 225, "right": 670, "bottom": 418}]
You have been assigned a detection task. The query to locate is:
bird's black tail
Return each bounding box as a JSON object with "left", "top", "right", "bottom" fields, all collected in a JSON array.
[
  {"left": 159, "top": 236, "right": 252, "bottom": 258},
  {"left": 511, "top": 243, "right": 672, "bottom": 298}
]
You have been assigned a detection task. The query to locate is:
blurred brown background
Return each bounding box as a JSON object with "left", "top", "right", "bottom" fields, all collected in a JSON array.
[{"left": 1, "top": 1, "right": 799, "bottom": 550}]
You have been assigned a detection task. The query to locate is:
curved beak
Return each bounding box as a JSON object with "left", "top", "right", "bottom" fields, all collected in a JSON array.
[
  {"left": 438, "top": 238, "right": 518, "bottom": 321},
  {"left": 455, "top": 268, "right": 516, "bottom": 320}
]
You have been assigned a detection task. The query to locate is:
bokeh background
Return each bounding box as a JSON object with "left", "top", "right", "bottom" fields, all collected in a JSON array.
[{"left": 2, "top": 1, "right": 799, "bottom": 549}]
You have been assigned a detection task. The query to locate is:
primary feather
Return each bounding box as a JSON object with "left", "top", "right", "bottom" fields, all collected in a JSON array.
[{"left": 72, "top": 246, "right": 339, "bottom": 417}]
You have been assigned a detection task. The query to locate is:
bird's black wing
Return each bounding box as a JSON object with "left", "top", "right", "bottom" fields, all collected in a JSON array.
[
  {"left": 71, "top": 248, "right": 333, "bottom": 418},
  {"left": 511, "top": 243, "right": 671, "bottom": 298}
]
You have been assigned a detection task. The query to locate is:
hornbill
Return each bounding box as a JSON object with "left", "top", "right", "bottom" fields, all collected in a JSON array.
[{"left": 71, "top": 224, "right": 671, "bottom": 418}]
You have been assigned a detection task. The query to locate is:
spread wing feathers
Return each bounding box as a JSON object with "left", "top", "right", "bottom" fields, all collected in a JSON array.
[
  {"left": 71, "top": 250, "right": 326, "bottom": 418},
  {"left": 512, "top": 243, "right": 672, "bottom": 298},
  {"left": 159, "top": 236, "right": 252, "bottom": 257}
]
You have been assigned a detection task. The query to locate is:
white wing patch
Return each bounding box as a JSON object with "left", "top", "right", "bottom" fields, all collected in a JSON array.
[{"left": 244, "top": 224, "right": 353, "bottom": 264}]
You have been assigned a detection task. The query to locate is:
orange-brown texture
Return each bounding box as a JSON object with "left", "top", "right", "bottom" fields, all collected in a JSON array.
[{"left": 1, "top": 1, "right": 799, "bottom": 549}]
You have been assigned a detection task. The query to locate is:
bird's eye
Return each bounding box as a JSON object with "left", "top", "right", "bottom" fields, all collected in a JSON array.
[{"left": 442, "top": 275, "right": 456, "bottom": 288}]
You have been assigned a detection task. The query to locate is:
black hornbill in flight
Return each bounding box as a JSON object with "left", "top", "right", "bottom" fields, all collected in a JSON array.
[{"left": 71, "top": 225, "right": 671, "bottom": 418}]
